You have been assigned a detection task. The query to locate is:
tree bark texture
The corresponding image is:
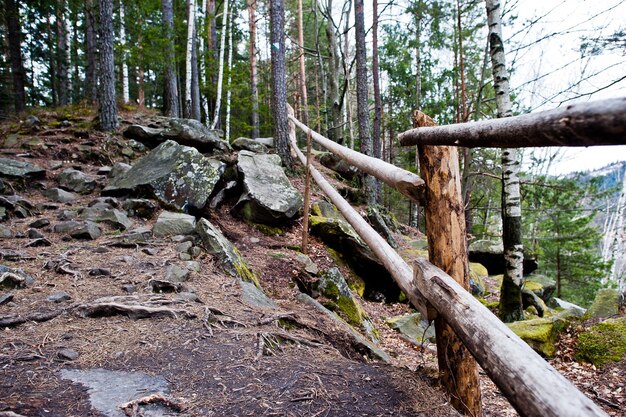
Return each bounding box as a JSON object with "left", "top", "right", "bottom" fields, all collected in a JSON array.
[
  {"left": 485, "top": 0, "right": 523, "bottom": 323},
  {"left": 412, "top": 258, "right": 609, "bottom": 417},
  {"left": 371, "top": 0, "right": 382, "bottom": 203},
  {"left": 248, "top": 0, "right": 260, "bottom": 138},
  {"left": 184, "top": 0, "right": 196, "bottom": 119},
  {"left": 354, "top": 0, "right": 376, "bottom": 205},
  {"left": 413, "top": 111, "right": 483, "bottom": 417},
  {"left": 398, "top": 97, "right": 626, "bottom": 148},
  {"left": 211, "top": 0, "right": 228, "bottom": 129},
  {"left": 56, "top": 0, "right": 69, "bottom": 106},
  {"left": 5, "top": 0, "right": 26, "bottom": 113},
  {"left": 162, "top": 0, "right": 180, "bottom": 117},
  {"left": 119, "top": 0, "right": 130, "bottom": 104},
  {"left": 97, "top": 0, "right": 118, "bottom": 131},
  {"left": 191, "top": 19, "right": 202, "bottom": 121},
  {"left": 324, "top": 0, "right": 342, "bottom": 144},
  {"left": 270, "top": 0, "right": 294, "bottom": 170},
  {"left": 85, "top": 0, "right": 98, "bottom": 105}
]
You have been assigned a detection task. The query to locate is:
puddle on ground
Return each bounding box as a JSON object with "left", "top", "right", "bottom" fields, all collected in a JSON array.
[{"left": 60, "top": 368, "right": 171, "bottom": 417}]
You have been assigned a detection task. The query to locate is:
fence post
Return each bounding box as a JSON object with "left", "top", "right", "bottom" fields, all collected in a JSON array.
[{"left": 414, "top": 110, "right": 483, "bottom": 416}]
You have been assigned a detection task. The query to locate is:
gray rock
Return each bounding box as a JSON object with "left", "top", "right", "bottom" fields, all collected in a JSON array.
[
  {"left": 58, "top": 348, "right": 80, "bottom": 361},
  {"left": 0, "top": 292, "right": 14, "bottom": 305},
  {"left": 57, "top": 209, "right": 79, "bottom": 220},
  {"left": 29, "top": 218, "right": 50, "bottom": 228},
  {"left": 176, "top": 241, "right": 193, "bottom": 254},
  {"left": 109, "top": 226, "right": 152, "bottom": 246},
  {"left": 89, "top": 268, "right": 111, "bottom": 277},
  {"left": 123, "top": 118, "right": 231, "bottom": 153},
  {"left": 97, "top": 166, "right": 112, "bottom": 176},
  {"left": 254, "top": 137, "right": 274, "bottom": 147},
  {"left": 27, "top": 228, "right": 44, "bottom": 239},
  {"left": 189, "top": 246, "right": 202, "bottom": 258},
  {"left": 141, "top": 247, "right": 157, "bottom": 256},
  {"left": 240, "top": 280, "right": 276, "bottom": 308},
  {"left": 70, "top": 222, "right": 101, "bottom": 240},
  {"left": 95, "top": 209, "right": 133, "bottom": 230},
  {"left": 109, "top": 162, "right": 132, "bottom": 179},
  {"left": 232, "top": 137, "right": 268, "bottom": 153},
  {"left": 209, "top": 180, "right": 238, "bottom": 210},
  {"left": 0, "top": 157, "right": 46, "bottom": 178},
  {"left": 297, "top": 293, "right": 389, "bottom": 362},
  {"left": 43, "top": 188, "right": 78, "bottom": 203},
  {"left": 196, "top": 218, "right": 259, "bottom": 286},
  {"left": 121, "top": 199, "right": 158, "bottom": 219},
  {"left": 25, "top": 237, "right": 51, "bottom": 247},
  {"left": 53, "top": 220, "right": 82, "bottom": 234},
  {"left": 0, "top": 266, "right": 35, "bottom": 288},
  {"left": 469, "top": 239, "right": 538, "bottom": 275},
  {"left": 149, "top": 278, "right": 183, "bottom": 293},
  {"left": 0, "top": 225, "right": 12, "bottom": 238},
  {"left": 0, "top": 207, "right": 6, "bottom": 222},
  {"left": 152, "top": 211, "right": 196, "bottom": 237},
  {"left": 295, "top": 253, "right": 319, "bottom": 275},
  {"left": 174, "top": 292, "right": 202, "bottom": 303},
  {"left": 103, "top": 140, "right": 225, "bottom": 211},
  {"left": 178, "top": 253, "right": 192, "bottom": 261},
  {"left": 164, "top": 264, "right": 189, "bottom": 283},
  {"left": 57, "top": 168, "right": 97, "bottom": 194},
  {"left": 88, "top": 197, "right": 119, "bottom": 208},
  {"left": 318, "top": 152, "right": 358, "bottom": 180},
  {"left": 234, "top": 151, "right": 303, "bottom": 224},
  {"left": 366, "top": 206, "right": 397, "bottom": 249},
  {"left": 23, "top": 115, "right": 41, "bottom": 129},
  {"left": 121, "top": 284, "right": 137, "bottom": 293},
  {"left": 548, "top": 297, "right": 586, "bottom": 317},
  {"left": 185, "top": 261, "right": 201, "bottom": 273},
  {"left": 385, "top": 313, "right": 436, "bottom": 344},
  {"left": 48, "top": 291, "right": 72, "bottom": 303},
  {"left": 588, "top": 288, "right": 622, "bottom": 318}
]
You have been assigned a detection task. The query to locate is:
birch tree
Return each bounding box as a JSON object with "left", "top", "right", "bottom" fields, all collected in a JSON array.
[
  {"left": 184, "top": 0, "right": 196, "bottom": 118},
  {"left": 119, "top": 0, "right": 129, "bottom": 104},
  {"left": 211, "top": 0, "right": 229, "bottom": 129},
  {"left": 247, "top": 0, "right": 259, "bottom": 138},
  {"left": 225, "top": 11, "right": 233, "bottom": 141},
  {"left": 485, "top": 0, "right": 524, "bottom": 322}
]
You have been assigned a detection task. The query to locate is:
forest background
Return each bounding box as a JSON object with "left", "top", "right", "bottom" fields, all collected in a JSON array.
[{"left": 1, "top": 0, "right": 625, "bottom": 308}]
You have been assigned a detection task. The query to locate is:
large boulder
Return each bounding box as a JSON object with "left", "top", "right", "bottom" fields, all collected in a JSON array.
[
  {"left": 123, "top": 118, "right": 231, "bottom": 153},
  {"left": 587, "top": 288, "right": 623, "bottom": 318},
  {"left": 196, "top": 218, "right": 259, "bottom": 286},
  {"left": 385, "top": 313, "right": 435, "bottom": 344},
  {"left": 548, "top": 297, "right": 586, "bottom": 317},
  {"left": 152, "top": 211, "right": 196, "bottom": 237},
  {"left": 0, "top": 158, "right": 45, "bottom": 179},
  {"left": 507, "top": 316, "right": 568, "bottom": 357},
  {"left": 231, "top": 137, "right": 268, "bottom": 154},
  {"left": 318, "top": 153, "right": 358, "bottom": 181},
  {"left": 468, "top": 239, "right": 538, "bottom": 275},
  {"left": 103, "top": 140, "right": 225, "bottom": 211},
  {"left": 309, "top": 201, "right": 399, "bottom": 301},
  {"left": 233, "top": 151, "right": 302, "bottom": 224}
]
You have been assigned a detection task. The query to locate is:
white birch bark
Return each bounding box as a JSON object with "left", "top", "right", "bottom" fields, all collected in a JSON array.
[
  {"left": 199, "top": 0, "right": 210, "bottom": 124},
  {"left": 486, "top": 0, "right": 524, "bottom": 322},
  {"left": 211, "top": 0, "right": 228, "bottom": 129},
  {"left": 184, "top": 0, "right": 196, "bottom": 118},
  {"left": 225, "top": 11, "right": 233, "bottom": 142},
  {"left": 119, "top": 0, "right": 129, "bottom": 104}
]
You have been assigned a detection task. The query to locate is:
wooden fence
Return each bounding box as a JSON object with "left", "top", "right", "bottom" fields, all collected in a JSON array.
[{"left": 286, "top": 98, "right": 624, "bottom": 417}]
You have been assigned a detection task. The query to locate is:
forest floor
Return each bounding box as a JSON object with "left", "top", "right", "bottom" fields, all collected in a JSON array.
[{"left": 0, "top": 107, "right": 624, "bottom": 417}]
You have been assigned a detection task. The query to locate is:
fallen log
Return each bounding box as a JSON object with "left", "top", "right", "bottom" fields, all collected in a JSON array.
[
  {"left": 289, "top": 114, "right": 425, "bottom": 204},
  {"left": 412, "top": 258, "right": 608, "bottom": 417},
  {"left": 398, "top": 97, "right": 626, "bottom": 148},
  {"left": 0, "top": 307, "right": 74, "bottom": 328}
]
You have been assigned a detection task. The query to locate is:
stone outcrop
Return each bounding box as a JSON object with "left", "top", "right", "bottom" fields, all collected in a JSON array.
[
  {"left": 123, "top": 118, "right": 231, "bottom": 153},
  {"left": 233, "top": 151, "right": 303, "bottom": 225},
  {"left": 468, "top": 239, "right": 538, "bottom": 275},
  {"left": 0, "top": 158, "right": 46, "bottom": 179},
  {"left": 103, "top": 140, "right": 225, "bottom": 211}
]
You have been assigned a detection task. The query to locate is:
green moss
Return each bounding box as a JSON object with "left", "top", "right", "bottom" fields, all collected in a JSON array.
[
  {"left": 469, "top": 262, "right": 488, "bottom": 278},
  {"left": 398, "top": 291, "right": 408, "bottom": 303},
  {"left": 347, "top": 275, "right": 366, "bottom": 297},
  {"left": 321, "top": 281, "right": 341, "bottom": 299},
  {"left": 508, "top": 317, "right": 568, "bottom": 357},
  {"left": 232, "top": 248, "right": 260, "bottom": 287},
  {"left": 576, "top": 317, "right": 626, "bottom": 367},
  {"left": 524, "top": 280, "right": 544, "bottom": 293},
  {"left": 588, "top": 288, "right": 621, "bottom": 318},
  {"left": 336, "top": 295, "right": 363, "bottom": 327},
  {"left": 269, "top": 252, "right": 286, "bottom": 259}
]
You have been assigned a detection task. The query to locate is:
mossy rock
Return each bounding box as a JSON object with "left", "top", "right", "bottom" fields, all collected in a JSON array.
[
  {"left": 469, "top": 262, "right": 488, "bottom": 278},
  {"left": 316, "top": 267, "right": 370, "bottom": 330},
  {"left": 575, "top": 317, "right": 626, "bottom": 367},
  {"left": 507, "top": 317, "right": 568, "bottom": 357},
  {"left": 246, "top": 220, "right": 283, "bottom": 236},
  {"left": 469, "top": 263, "right": 488, "bottom": 296},
  {"left": 385, "top": 313, "right": 435, "bottom": 344},
  {"left": 587, "top": 288, "right": 622, "bottom": 318}
]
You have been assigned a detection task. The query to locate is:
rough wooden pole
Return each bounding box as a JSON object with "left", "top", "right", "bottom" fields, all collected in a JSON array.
[
  {"left": 414, "top": 110, "right": 483, "bottom": 417},
  {"left": 399, "top": 97, "right": 626, "bottom": 148},
  {"left": 288, "top": 127, "right": 431, "bottom": 320},
  {"left": 412, "top": 258, "right": 608, "bottom": 417},
  {"left": 289, "top": 115, "right": 425, "bottom": 204}
]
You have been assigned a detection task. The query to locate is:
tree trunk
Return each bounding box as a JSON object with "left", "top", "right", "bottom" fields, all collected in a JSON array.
[
  {"left": 371, "top": 0, "right": 382, "bottom": 203},
  {"left": 247, "top": 0, "right": 260, "bottom": 138},
  {"left": 270, "top": 0, "right": 294, "bottom": 170},
  {"left": 354, "top": 0, "right": 376, "bottom": 205},
  {"left": 47, "top": 12, "right": 57, "bottom": 106},
  {"left": 85, "top": 0, "right": 98, "bottom": 105},
  {"left": 225, "top": 10, "right": 233, "bottom": 141},
  {"left": 70, "top": 5, "right": 80, "bottom": 103},
  {"left": 211, "top": 0, "right": 229, "bottom": 129},
  {"left": 119, "top": 0, "right": 130, "bottom": 104},
  {"left": 184, "top": 0, "right": 196, "bottom": 118},
  {"left": 98, "top": 0, "right": 118, "bottom": 131},
  {"left": 56, "top": 0, "right": 69, "bottom": 106},
  {"left": 5, "top": 0, "right": 26, "bottom": 112},
  {"left": 324, "top": 0, "right": 342, "bottom": 144},
  {"left": 162, "top": 0, "right": 180, "bottom": 117},
  {"left": 485, "top": 0, "right": 523, "bottom": 323},
  {"left": 191, "top": 19, "right": 202, "bottom": 121},
  {"left": 297, "top": 0, "right": 308, "bottom": 127},
  {"left": 413, "top": 110, "right": 483, "bottom": 417}
]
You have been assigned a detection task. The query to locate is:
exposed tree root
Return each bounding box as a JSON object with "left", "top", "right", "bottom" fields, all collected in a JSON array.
[{"left": 119, "top": 393, "right": 186, "bottom": 416}]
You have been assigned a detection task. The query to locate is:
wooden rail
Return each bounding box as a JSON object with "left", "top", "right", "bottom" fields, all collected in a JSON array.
[
  {"left": 289, "top": 114, "right": 425, "bottom": 203},
  {"left": 413, "top": 259, "right": 607, "bottom": 417},
  {"left": 398, "top": 97, "right": 626, "bottom": 148}
]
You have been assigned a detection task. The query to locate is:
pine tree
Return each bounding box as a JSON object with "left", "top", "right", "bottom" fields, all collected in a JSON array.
[{"left": 97, "top": 0, "right": 118, "bottom": 131}]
